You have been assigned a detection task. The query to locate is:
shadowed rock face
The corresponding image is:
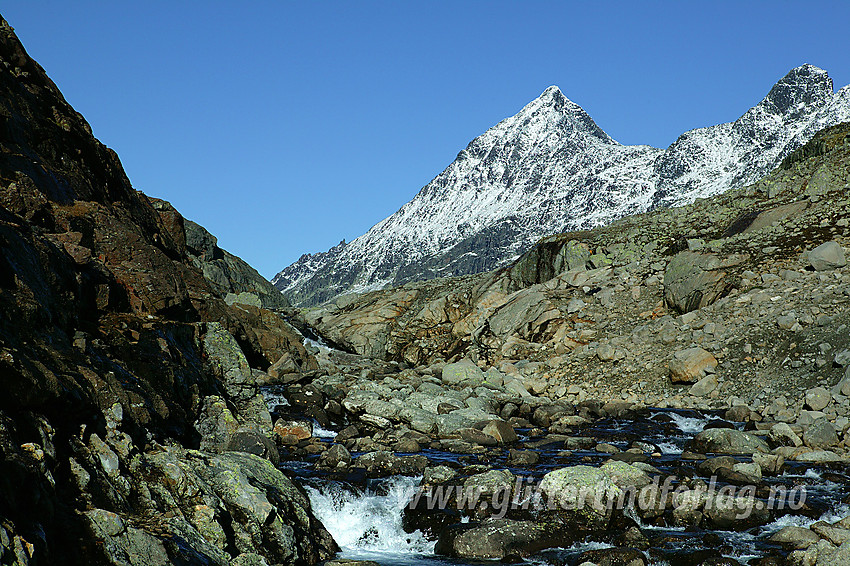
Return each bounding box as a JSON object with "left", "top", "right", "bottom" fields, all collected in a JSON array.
[{"left": 0, "top": 14, "right": 331, "bottom": 565}]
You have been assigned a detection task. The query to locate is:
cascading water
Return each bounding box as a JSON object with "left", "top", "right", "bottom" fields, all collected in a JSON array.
[
  {"left": 304, "top": 476, "right": 438, "bottom": 564},
  {"left": 661, "top": 411, "right": 713, "bottom": 434},
  {"left": 267, "top": 392, "right": 850, "bottom": 565}
]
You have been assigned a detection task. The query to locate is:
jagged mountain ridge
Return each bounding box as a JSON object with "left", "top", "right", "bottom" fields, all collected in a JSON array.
[{"left": 275, "top": 65, "right": 850, "bottom": 307}]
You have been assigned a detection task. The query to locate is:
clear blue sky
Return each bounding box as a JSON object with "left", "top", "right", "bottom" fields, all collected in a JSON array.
[{"left": 3, "top": 2, "right": 849, "bottom": 278}]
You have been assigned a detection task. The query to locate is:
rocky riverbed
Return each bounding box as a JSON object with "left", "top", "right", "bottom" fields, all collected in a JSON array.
[{"left": 261, "top": 339, "right": 850, "bottom": 566}]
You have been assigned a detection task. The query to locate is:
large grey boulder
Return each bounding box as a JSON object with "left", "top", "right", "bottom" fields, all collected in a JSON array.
[
  {"left": 770, "top": 526, "right": 820, "bottom": 549},
  {"left": 803, "top": 417, "right": 839, "bottom": 449},
  {"left": 664, "top": 251, "right": 746, "bottom": 313},
  {"left": 203, "top": 322, "right": 257, "bottom": 403},
  {"left": 82, "top": 509, "right": 174, "bottom": 566},
  {"left": 768, "top": 423, "right": 803, "bottom": 447},
  {"left": 690, "top": 428, "right": 770, "bottom": 454},
  {"left": 463, "top": 469, "right": 516, "bottom": 499},
  {"left": 538, "top": 466, "right": 617, "bottom": 530},
  {"left": 441, "top": 359, "right": 484, "bottom": 385},
  {"left": 435, "top": 519, "right": 565, "bottom": 560},
  {"left": 808, "top": 241, "right": 846, "bottom": 271},
  {"left": 352, "top": 451, "right": 429, "bottom": 477}
]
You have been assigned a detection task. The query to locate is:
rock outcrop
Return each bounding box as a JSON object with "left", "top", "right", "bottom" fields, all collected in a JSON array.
[{"left": 0, "top": 15, "right": 331, "bottom": 565}]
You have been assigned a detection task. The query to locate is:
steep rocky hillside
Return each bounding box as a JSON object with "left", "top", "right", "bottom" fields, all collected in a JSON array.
[
  {"left": 149, "top": 198, "right": 289, "bottom": 311},
  {"left": 0, "top": 16, "right": 331, "bottom": 566},
  {"left": 296, "top": 121, "right": 850, "bottom": 410},
  {"left": 276, "top": 65, "right": 850, "bottom": 307}
]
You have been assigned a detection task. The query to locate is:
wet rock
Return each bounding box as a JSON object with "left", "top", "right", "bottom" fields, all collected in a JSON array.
[
  {"left": 434, "top": 518, "right": 565, "bottom": 560},
  {"left": 423, "top": 465, "right": 457, "bottom": 485},
  {"left": 731, "top": 462, "right": 762, "bottom": 484},
  {"left": 317, "top": 444, "right": 352, "bottom": 469},
  {"left": 227, "top": 430, "right": 279, "bottom": 465},
  {"left": 539, "top": 466, "right": 616, "bottom": 529},
  {"left": 83, "top": 508, "right": 171, "bottom": 566},
  {"left": 792, "top": 449, "right": 844, "bottom": 463},
  {"left": 811, "top": 522, "right": 850, "bottom": 546},
  {"left": 697, "top": 456, "right": 738, "bottom": 477},
  {"left": 482, "top": 420, "right": 518, "bottom": 444},
  {"left": 705, "top": 492, "right": 770, "bottom": 530},
  {"left": 274, "top": 419, "right": 313, "bottom": 441},
  {"left": 578, "top": 547, "right": 648, "bottom": 566},
  {"left": 393, "top": 438, "right": 421, "bottom": 453},
  {"left": 725, "top": 406, "right": 755, "bottom": 422},
  {"left": 752, "top": 452, "right": 785, "bottom": 475},
  {"left": 690, "top": 428, "right": 769, "bottom": 454},
  {"left": 600, "top": 460, "right": 652, "bottom": 489},
  {"left": 353, "top": 451, "right": 429, "bottom": 477},
  {"left": 463, "top": 469, "right": 516, "bottom": 499},
  {"left": 456, "top": 428, "right": 498, "bottom": 446},
  {"left": 770, "top": 526, "right": 820, "bottom": 549},
  {"left": 508, "top": 450, "right": 540, "bottom": 466}
]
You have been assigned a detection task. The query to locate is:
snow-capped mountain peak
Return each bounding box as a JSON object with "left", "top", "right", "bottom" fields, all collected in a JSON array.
[{"left": 274, "top": 65, "right": 850, "bottom": 307}]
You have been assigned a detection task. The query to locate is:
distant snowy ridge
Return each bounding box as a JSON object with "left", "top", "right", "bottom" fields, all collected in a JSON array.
[{"left": 274, "top": 65, "right": 850, "bottom": 307}]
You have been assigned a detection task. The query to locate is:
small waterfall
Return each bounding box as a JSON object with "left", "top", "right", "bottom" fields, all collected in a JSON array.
[
  {"left": 305, "top": 476, "right": 436, "bottom": 562},
  {"left": 662, "top": 412, "right": 711, "bottom": 434},
  {"left": 311, "top": 420, "right": 337, "bottom": 439}
]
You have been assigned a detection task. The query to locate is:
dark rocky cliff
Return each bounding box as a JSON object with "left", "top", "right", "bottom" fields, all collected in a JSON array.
[{"left": 0, "top": 15, "right": 331, "bottom": 565}]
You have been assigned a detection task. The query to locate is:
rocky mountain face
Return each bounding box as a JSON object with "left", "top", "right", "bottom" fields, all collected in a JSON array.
[
  {"left": 149, "top": 198, "right": 290, "bottom": 311},
  {"left": 296, "top": 121, "right": 850, "bottom": 407},
  {"left": 0, "top": 16, "right": 332, "bottom": 566},
  {"left": 275, "top": 64, "right": 850, "bottom": 307}
]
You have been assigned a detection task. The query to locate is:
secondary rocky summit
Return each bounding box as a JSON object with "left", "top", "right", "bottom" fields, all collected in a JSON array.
[{"left": 275, "top": 64, "right": 850, "bottom": 307}]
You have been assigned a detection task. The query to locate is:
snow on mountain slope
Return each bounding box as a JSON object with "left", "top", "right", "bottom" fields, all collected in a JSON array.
[{"left": 275, "top": 65, "right": 850, "bottom": 307}]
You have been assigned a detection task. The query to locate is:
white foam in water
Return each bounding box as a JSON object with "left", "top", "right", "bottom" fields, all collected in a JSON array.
[
  {"left": 804, "top": 468, "right": 824, "bottom": 481},
  {"left": 762, "top": 513, "right": 820, "bottom": 533},
  {"left": 657, "top": 441, "right": 682, "bottom": 454},
  {"left": 665, "top": 412, "right": 711, "bottom": 434},
  {"left": 312, "top": 421, "right": 337, "bottom": 439},
  {"left": 761, "top": 503, "right": 850, "bottom": 537},
  {"left": 782, "top": 468, "right": 824, "bottom": 481},
  {"left": 817, "top": 503, "right": 850, "bottom": 524},
  {"left": 261, "top": 389, "right": 289, "bottom": 410},
  {"left": 305, "top": 337, "right": 333, "bottom": 351},
  {"left": 305, "top": 476, "right": 435, "bottom": 561}
]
